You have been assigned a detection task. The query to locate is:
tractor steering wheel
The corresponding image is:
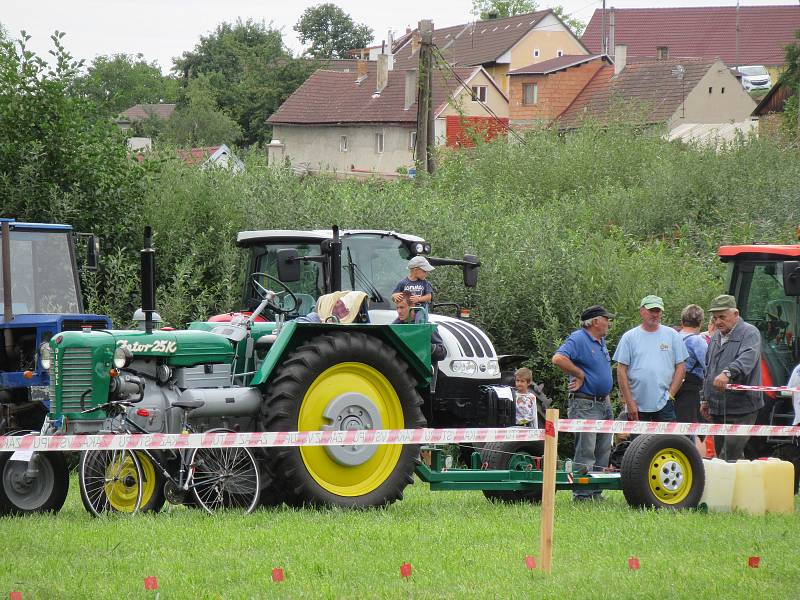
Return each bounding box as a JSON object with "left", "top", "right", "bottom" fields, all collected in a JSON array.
[{"left": 251, "top": 272, "right": 299, "bottom": 315}]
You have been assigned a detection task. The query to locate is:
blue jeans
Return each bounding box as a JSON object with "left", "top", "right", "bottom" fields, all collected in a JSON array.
[
  {"left": 567, "top": 397, "right": 613, "bottom": 498},
  {"left": 638, "top": 400, "right": 677, "bottom": 423}
]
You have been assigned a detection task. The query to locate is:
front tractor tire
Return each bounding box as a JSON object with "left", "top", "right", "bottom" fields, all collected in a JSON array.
[
  {"left": 0, "top": 450, "right": 69, "bottom": 516},
  {"left": 621, "top": 434, "right": 704, "bottom": 509},
  {"left": 261, "top": 332, "right": 426, "bottom": 508}
]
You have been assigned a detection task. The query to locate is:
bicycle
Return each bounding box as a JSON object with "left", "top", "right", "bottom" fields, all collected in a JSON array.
[{"left": 78, "top": 398, "right": 261, "bottom": 517}]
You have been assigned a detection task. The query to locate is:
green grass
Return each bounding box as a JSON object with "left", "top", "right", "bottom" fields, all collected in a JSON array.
[{"left": 1, "top": 475, "right": 798, "bottom": 599}]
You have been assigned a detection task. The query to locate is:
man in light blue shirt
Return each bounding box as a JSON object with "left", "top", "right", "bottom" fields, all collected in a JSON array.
[{"left": 613, "top": 295, "right": 688, "bottom": 422}]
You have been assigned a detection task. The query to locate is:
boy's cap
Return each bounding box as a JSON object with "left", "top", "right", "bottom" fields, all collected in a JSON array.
[
  {"left": 581, "top": 305, "right": 614, "bottom": 321},
  {"left": 708, "top": 294, "right": 737, "bottom": 312},
  {"left": 408, "top": 256, "right": 434, "bottom": 272},
  {"left": 640, "top": 294, "right": 664, "bottom": 310}
]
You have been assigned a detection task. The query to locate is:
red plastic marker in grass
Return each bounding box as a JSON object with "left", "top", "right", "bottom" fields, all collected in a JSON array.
[
  {"left": 272, "top": 568, "right": 285, "bottom": 582},
  {"left": 748, "top": 556, "right": 760, "bottom": 568},
  {"left": 400, "top": 563, "right": 412, "bottom": 578},
  {"left": 524, "top": 555, "right": 537, "bottom": 570},
  {"left": 628, "top": 557, "right": 640, "bottom": 570},
  {"left": 143, "top": 577, "right": 159, "bottom": 591},
  {"left": 9, "top": 592, "right": 22, "bottom": 600}
]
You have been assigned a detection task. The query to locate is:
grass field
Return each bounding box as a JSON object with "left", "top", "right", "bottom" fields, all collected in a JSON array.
[{"left": 1, "top": 474, "right": 798, "bottom": 599}]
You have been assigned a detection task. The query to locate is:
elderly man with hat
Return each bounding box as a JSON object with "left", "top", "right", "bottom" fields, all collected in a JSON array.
[
  {"left": 614, "top": 295, "right": 688, "bottom": 423},
  {"left": 552, "top": 304, "right": 614, "bottom": 499},
  {"left": 700, "top": 294, "right": 763, "bottom": 460}
]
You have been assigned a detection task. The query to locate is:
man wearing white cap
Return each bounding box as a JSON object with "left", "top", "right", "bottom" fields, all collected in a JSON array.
[
  {"left": 614, "top": 295, "right": 688, "bottom": 422},
  {"left": 391, "top": 255, "right": 435, "bottom": 312}
]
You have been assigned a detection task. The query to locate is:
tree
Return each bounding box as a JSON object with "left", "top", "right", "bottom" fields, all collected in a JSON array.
[
  {"left": 294, "top": 4, "right": 373, "bottom": 59},
  {"left": 76, "top": 54, "right": 179, "bottom": 117},
  {"left": 161, "top": 75, "right": 242, "bottom": 147},
  {"left": 173, "top": 19, "right": 304, "bottom": 145},
  {"left": 471, "top": 0, "right": 538, "bottom": 19},
  {"left": 551, "top": 5, "right": 586, "bottom": 37},
  {"left": 780, "top": 30, "right": 800, "bottom": 137},
  {"left": 0, "top": 31, "right": 144, "bottom": 248}
]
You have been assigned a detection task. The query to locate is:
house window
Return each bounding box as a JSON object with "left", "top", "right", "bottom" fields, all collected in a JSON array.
[
  {"left": 339, "top": 135, "right": 348, "bottom": 152},
  {"left": 471, "top": 85, "right": 487, "bottom": 102},
  {"left": 708, "top": 87, "right": 713, "bottom": 94},
  {"left": 657, "top": 46, "right": 669, "bottom": 60},
  {"left": 557, "top": 49, "right": 563, "bottom": 57},
  {"left": 721, "top": 87, "right": 725, "bottom": 94},
  {"left": 522, "top": 83, "right": 538, "bottom": 105},
  {"left": 409, "top": 131, "right": 417, "bottom": 150},
  {"left": 375, "top": 132, "right": 384, "bottom": 154},
  {"left": 533, "top": 48, "right": 540, "bottom": 58}
]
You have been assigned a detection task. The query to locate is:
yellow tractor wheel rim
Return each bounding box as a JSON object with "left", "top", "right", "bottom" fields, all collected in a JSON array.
[
  {"left": 104, "top": 453, "right": 140, "bottom": 512},
  {"left": 299, "top": 362, "right": 404, "bottom": 497},
  {"left": 647, "top": 447, "right": 693, "bottom": 504},
  {"left": 134, "top": 451, "right": 158, "bottom": 509}
]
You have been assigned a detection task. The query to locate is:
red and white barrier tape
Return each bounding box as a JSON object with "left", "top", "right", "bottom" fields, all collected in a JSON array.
[
  {"left": 1, "top": 419, "right": 798, "bottom": 452},
  {"left": 727, "top": 384, "right": 800, "bottom": 393}
]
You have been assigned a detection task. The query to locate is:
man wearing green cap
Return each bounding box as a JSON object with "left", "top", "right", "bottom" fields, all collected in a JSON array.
[
  {"left": 700, "top": 294, "right": 763, "bottom": 460},
  {"left": 613, "top": 295, "right": 688, "bottom": 422}
]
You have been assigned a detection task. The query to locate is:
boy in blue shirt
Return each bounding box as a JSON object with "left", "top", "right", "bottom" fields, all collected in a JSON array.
[{"left": 392, "top": 256, "right": 434, "bottom": 312}]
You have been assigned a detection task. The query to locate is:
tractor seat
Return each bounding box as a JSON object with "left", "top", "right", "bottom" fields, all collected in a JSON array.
[
  {"left": 171, "top": 399, "right": 205, "bottom": 411},
  {"left": 254, "top": 334, "right": 278, "bottom": 351}
]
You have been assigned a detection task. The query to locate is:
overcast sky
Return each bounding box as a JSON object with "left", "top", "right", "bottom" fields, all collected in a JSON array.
[{"left": 3, "top": 0, "right": 797, "bottom": 73}]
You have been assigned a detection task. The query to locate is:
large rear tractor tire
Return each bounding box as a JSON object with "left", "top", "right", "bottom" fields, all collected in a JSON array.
[
  {"left": 261, "top": 332, "right": 426, "bottom": 508},
  {"left": 0, "top": 450, "right": 69, "bottom": 516},
  {"left": 480, "top": 440, "right": 544, "bottom": 503},
  {"left": 621, "top": 434, "right": 704, "bottom": 509}
]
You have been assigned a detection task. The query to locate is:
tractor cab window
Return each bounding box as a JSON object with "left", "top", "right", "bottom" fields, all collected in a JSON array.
[
  {"left": 341, "top": 235, "right": 414, "bottom": 310},
  {"left": 250, "top": 243, "right": 324, "bottom": 316},
  {"left": 0, "top": 230, "right": 80, "bottom": 314},
  {"left": 736, "top": 261, "right": 799, "bottom": 384}
]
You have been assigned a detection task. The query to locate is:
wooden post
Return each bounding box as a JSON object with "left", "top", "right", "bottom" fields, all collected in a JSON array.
[
  {"left": 415, "top": 20, "right": 434, "bottom": 176},
  {"left": 539, "top": 408, "right": 559, "bottom": 574}
]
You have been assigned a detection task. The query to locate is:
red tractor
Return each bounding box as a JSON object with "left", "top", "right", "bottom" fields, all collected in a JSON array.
[{"left": 718, "top": 241, "right": 800, "bottom": 486}]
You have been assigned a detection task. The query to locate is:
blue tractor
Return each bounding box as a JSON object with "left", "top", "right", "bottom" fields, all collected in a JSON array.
[{"left": 0, "top": 219, "right": 111, "bottom": 514}]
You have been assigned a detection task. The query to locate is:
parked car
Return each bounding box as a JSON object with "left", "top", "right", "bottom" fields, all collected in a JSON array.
[{"left": 733, "top": 65, "right": 772, "bottom": 92}]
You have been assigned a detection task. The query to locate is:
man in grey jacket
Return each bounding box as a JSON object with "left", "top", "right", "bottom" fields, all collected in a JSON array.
[{"left": 700, "top": 294, "right": 763, "bottom": 460}]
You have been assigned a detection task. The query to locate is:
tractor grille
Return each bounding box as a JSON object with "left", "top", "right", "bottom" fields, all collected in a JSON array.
[
  {"left": 55, "top": 347, "right": 94, "bottom": 413},
  {"left": 61, "top": 319, "right": 110, "bottom": 331}
]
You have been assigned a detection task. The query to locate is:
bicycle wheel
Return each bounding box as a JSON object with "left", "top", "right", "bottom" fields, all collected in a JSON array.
[
  {"left": 79, "top": 449, "right": 144, "bottom": 517},
  {"left": 190, "top": 445, "right": 260, "bottom": 514}
]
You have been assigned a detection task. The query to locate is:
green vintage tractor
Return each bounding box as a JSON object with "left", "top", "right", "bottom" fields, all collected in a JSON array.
[{"left": 44, "top": 228, "right": 435, "bottom": 511}]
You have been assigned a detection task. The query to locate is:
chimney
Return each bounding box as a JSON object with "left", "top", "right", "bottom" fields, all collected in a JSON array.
[
  {"left": 356, "top": 59, "right": 368, "bottom": 82},
  {"left": 614, "top": 44, "right": 627, "bottom": 75},
  {"left": 376, "top": 54, "right": 388, "bottom": 94},
  {"left": 404, "top": 69, "right": 417, "bottom": 110},
  {"left": 411, "top": 31, "right": 421, "bottom": 55}
]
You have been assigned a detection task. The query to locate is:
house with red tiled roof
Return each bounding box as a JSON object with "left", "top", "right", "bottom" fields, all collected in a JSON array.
[
  {"left": 176, "top": 144, "right": 244, "bottom": 172},
  {"left": 267, "top": 58, "right": 508, "bottom": 175},
  {"left": 116, "top": 103, "right": 176, "bottom": 131},
  {"left": 507, "top": 46, "right": 757, "bottom": 140},
  {"left": 392, "top": 10, "right": 590, "bottom": 94},
  {"left": 581, "top": 6, "right": 800, "bottom": 79}
]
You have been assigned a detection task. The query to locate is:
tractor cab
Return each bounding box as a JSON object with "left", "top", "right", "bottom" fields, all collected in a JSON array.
[{"left": 720, "top": 244, "right": 800, "bottom": 389}]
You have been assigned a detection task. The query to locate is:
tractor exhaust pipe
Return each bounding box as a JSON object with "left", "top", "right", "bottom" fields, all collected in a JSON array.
[
  {"left": 140, "top": 226, "right": 156, "bottom": 334},
  {"left": 2, "top": 221, "right": 16, "bottom": 359}
]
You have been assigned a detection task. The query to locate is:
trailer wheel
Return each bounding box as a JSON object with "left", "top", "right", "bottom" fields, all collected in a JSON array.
[
  {"left": 261, "top": 332, "right": 426, "bottom": 508},
  {"left": 0, "top": 450, "right": 69, "bottom": 515},
  {"left": 481, "top": 440, "right": 544, "bottom": 503},
  {"left": 621, "top": 434, "right": 704, "bottom": 509}
]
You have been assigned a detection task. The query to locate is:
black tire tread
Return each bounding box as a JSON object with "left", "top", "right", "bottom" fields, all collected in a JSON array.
[
  {"left": 0, "top": 451, "right": 70, "bottom": 515},
  {"left": 261, "top": 331, "right": 426, "bottom": 508}
]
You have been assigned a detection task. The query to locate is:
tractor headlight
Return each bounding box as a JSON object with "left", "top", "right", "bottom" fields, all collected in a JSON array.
[
  {"left": 414, "top": 243, "right": 425, "bottom": 254},
  {"left": 450, "top": 360, "right": 477, "bottom": 375},
  {"left": 485, "top": 359, "right": 500, "bottom": 377},
  {"left": 113, "top": 346, "right": 133, "bottom": 369},
  {"left": 39, "top": 343, "right": 53, "bottom": 370}
]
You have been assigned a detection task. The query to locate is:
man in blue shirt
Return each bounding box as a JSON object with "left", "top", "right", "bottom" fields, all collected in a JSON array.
[
  {"left": 614, "top": 295, "right": 688, "bottom": 422},
  {"left": 552, "top": 304, "right": 614, "bottom": 500}
]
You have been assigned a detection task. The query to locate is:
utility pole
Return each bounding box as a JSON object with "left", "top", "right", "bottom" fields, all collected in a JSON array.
[
  {"left": 601, "top": 0, "right": 606, "bottom": 55},
  {"left": 415, "top": 19, "right": 435, "bottom": 176},
  {"left": 735, "top": 0, "right": 740, "bottom": 70}
]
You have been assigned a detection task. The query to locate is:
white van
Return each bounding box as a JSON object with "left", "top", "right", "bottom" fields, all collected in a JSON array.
[{"left": 734, "top": 65, "right": 772, "bottom": 92}]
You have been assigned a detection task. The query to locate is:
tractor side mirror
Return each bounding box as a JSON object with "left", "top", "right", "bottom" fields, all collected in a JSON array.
[
  {"left": 85, "top": 235, "right": 100, "bottom": 271},
  {"left": 276, "top": 248, "right": 301, "bottom": 283},
  {"left": 783, "top": 261, "right": 800, "bottom": 296},
  {"left": 463, "top": 254, "right": 479, "bottom": 288}
]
